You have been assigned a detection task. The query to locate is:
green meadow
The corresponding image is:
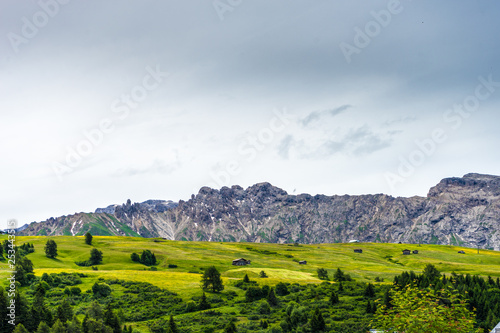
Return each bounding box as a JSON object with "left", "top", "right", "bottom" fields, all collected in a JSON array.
[{"left": 3, "top": 235, "right": 500, "bottom": 297}]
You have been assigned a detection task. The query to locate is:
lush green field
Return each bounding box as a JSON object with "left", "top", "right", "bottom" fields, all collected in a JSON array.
[
  {"left": 4, "top": 235, "right": 500, "bottom": 332},
  {"left": 3, "top": 235, "right": 500, "bottom": 296}
]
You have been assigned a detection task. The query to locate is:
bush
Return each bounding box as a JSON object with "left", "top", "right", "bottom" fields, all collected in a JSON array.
[
  {"left": 275, "top": 282, "right": 289, "bottom": 296},
  {"left": 92, "top": 282, "right": 111, "bottom": 298},
  {"left": 168, "top": 264, "right": 178, "bottom": 268},
  {"left": 70, "top": 286, "right": 82, "bottom": 296}
]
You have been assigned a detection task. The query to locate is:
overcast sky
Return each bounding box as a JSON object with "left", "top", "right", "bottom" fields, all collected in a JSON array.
[{"left": 1, "top": 1, "right": 500, "bottom": 229}]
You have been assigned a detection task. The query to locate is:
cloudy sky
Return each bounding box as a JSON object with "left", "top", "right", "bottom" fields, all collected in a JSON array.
[{"left": 1, "top": 0, "right": 500, "bottom": 229}]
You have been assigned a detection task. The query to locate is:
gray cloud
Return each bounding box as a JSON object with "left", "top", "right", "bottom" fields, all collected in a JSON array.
[
  {"left": 2, "top": 1, "right": 500, "bottom": 228},
  {"left": 301, "top": 105, "right": 351, "bottom": 127},
  {"left": 277, "top": 135, "right": 294, "bottom": 159},
  {"left": 382, "top": 116, "right": 417, "bottom": 127}
]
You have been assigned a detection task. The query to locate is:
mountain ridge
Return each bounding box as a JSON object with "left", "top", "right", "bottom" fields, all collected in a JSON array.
[{"left": 18, "top": 173, "right": 500, "bottom": 250}]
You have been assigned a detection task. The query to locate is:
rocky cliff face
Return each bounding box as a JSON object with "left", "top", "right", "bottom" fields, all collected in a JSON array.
[{"left": 19, "top": 173, "right": 500, "bottom": 250}]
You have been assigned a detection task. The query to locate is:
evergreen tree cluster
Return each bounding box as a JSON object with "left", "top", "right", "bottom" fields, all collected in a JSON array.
[
  {"left": 0, "top": 241, "right": 35, "bottom": 260},
  {"left": 393, "top": 264, "right": 500, "bottom": 331},
  {"left": 130, "top": 250, "right": 157, "bottom": 266}
]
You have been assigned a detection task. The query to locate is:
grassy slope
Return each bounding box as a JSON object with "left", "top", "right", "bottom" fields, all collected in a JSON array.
[{"left": 3, "top": 235, "right": 500, "bottom": 299}]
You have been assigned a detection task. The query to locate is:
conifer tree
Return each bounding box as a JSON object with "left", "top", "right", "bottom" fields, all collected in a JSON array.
[
  {"left": 36, "top": 322, "right": 50, "bottom": 333},
  {"left": 243, "top": 274, "right": 250, "bottom": 283},
  {"left": 200, "top": 266, "right": 224, "bottom": 293},
  {"left": 85, "top": 232, "right": 93, "bottom": 245},
  {"left": 366, "top": 301, "right": 373, "bottom": 314},
  {"left": 168, "top": 315, "right": 179, "bottom": 333},
  {"left": 67, "top": 316, "right": 82, "bottom": 333},
  {"left": 44, "top": 239, "right": 58, "bottom": 258},
  {"left": 0, "top": 287, "right": 9, "bottom": 333},
  {"left": 267, "top": 287, "right": 278, "bottom": 306},
  {"left": 56, "top": 298, "right": 73, "bottom": 323},
  {"left": 310, "top": 308, "right": 326, "bottom": 332},
  {"left": 89, "top": 248, "right": 103, "bottom": 265},
  {"left": 51, "top": 320, "right": 66, "bottom": 333},
  {"left": 364, "top": 283, "right": 375, "bottom": 298},
  {"left": 333, "top": 268, "right": 345, "bottom": 282},
  {"left": 13, "top": 324, "right": 29, "bottom": 333},
  {"left": 329, "top": 291, "right": 339, "bottom": 305},
  {"left": 198, "top": 292, "right": 211, "bottom": 310},
  {"left": 223, "top": 321, "right": 237, "bottom": 333}
]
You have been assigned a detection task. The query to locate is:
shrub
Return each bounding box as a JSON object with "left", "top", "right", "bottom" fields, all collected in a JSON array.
[
  {"left": 92, "top": 282, "right": 111, "bottom": 298},
  {"left": 70, "top": 286, "right": 81, "bottom": 296}
]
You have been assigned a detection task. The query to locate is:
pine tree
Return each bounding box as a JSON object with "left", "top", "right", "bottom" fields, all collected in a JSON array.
[
  {"left": 51, "top": 320, "right": 66, "bottom": 333},
  {"left": 310, "top": 308, "right": 326, "bottom": 332},
  {"left": 364, "top": 283, "right": 375, "bottom": 298},
  {"left": 243, "top": 274, "right": 250, "bottom": 283},
  {"left": 89, "top": 248, "right": 103, "bottom": 265},
  {"left": 82, "top": 315, "right": 89, "bottom": 333},
  {"left": 223, "top": 321, "right": 237, "bottom": 333},
  {"left": 13, "top": 324, "right": 29, "bottom": 333},
  {"left": 317, "top": 268, "right": 329, "bottom": 280},
  {"left": 259, "top": 271, "right": 268, "bottom": 278},
  {"left": 36, "top": 322, "right": 50, "bottom": 333},
  {"left": 267, "top": 287, "right": 278, "bottom": 306},
  {"left": 44, "top": 239, "right": 58, "bottom": 258},
  {"left": 366, "top": 301, "right": 373, "bottom": 314},
  {"left": 85, "top": 232, "right": 93, "bottom": 245},
  {"left": 67, "top": 316, "right": 82, "bottom": 333},
  {"left": 329, "top": 291, "right": 339, "bottom": 305},
  {"left": 0, "top": 287, "right": 9, "bottom": 333},
  {"left": 168, "top": 315, "right": 179, "bottom": 333},
  {"left": 31, "top": 284, "right": 52, "bottom": 329},
  {"left": 130, "top": 253, "right": 140, "bottom": 262},
  {"left": 200, "top": 266, "right": 224, "bottom": 293},
  {"left": 337, "top": 281, "right": 344, "bottom": 292},
  {"left": 104, "top": 303, "right": 122, "bottom": 333},
  {"left": 56, "top": 298, "right": 73, "bottom": 323},
  {"left": 383, "top": 290, "right": 392, "bottom": 309},
  {"left": 333, "top": 268, "right": 345, "bottom": 282},
  {"left": 198, "top": 292, "right": 211, "bottom": 310}
]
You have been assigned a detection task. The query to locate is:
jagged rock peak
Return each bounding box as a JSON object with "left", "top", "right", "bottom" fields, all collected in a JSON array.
[{"left": 428, "top": 173, "right": 500, "bottom": 197}]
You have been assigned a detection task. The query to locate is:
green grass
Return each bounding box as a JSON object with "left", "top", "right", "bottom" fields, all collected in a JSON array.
[{"left": 3, "top": 236, "right": 500, "bottom": 298}]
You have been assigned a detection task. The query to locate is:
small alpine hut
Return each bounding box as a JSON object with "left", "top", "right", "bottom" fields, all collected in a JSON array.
[
  {"left": 232, "top": 258, "right": 251, "bottom": 266},
  {"left": 402, "top": 249, "right": 411, "bottom": 255},
  {"left": 299, "top": 261, "right": 307, "bottom": 265},
  {"left": 413, "top": 250, "right": 419, "bottom": 254},
  {"left": 354, "top": 249, "right": 363, "bottom": 253}
]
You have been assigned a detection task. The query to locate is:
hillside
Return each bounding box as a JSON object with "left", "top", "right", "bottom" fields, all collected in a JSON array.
[
  {"left": 4, "top": 236, "right": 500, "bottom": 287},
  {"left": 18, "top": 173, "right": 500, "bottom": 250},
  {"left": 4, "top": 236, "right": 500, "bottom": 332}
]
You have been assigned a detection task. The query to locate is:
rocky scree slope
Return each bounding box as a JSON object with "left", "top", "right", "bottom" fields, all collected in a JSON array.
[{"left": 18, "top": 173, "right": 500, "bottom": 250}]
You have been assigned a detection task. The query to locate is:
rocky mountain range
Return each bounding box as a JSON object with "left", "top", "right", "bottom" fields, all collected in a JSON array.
[{"left": 18, "top": 173, "right": 500, "bottom": 250}]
